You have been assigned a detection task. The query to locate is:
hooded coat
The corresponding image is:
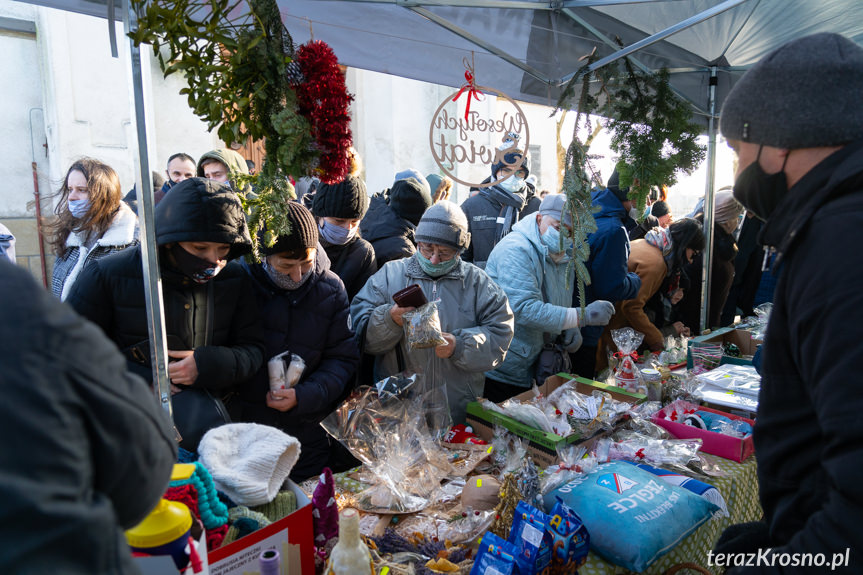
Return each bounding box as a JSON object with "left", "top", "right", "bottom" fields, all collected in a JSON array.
[
  {"left": 238, "top": 248, "right": 360, "bottom": 481},
  {"left": 351, "top": 255, "right": 514, "bottom": 424},
  {"left": 579, "top": 188, "right": 642, "bottom": 346},
  {"left": 0, "top": 259, "right": 176, "bottom": 574},
  {"left": 51, "top": 201, "right": 139, "bottom": 301},
  {"left": 721, "top": 139, "right": 863, "bottom": 567},
  {"left": 196, "top": 148, "right": 251, "bottom": 194},
  {"left": 485, "top": 215, "right": 576, "bottom": 388},
  {"left": 66, "top": 178, "right": 265, "bottom": 391},
  {"left": 359, "top": 193, "right": 418, "bottom": 267},
  {"left": 460, "top": 179, "right": 540, "bottom": 269}
]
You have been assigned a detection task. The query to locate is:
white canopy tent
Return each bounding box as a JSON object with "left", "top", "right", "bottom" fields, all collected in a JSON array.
[{"left": 15, "top": 0, "right": 863, "bottom": 412}]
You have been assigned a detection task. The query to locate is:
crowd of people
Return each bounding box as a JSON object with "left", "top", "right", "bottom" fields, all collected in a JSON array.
[
  {"left": 4, "top": 31, "right": 862, "bottom": 572},
  {"left": 32, "top": 141, "right": 765, "bottom": 475}
]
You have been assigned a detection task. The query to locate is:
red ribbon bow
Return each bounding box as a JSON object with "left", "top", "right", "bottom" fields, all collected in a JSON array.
[
  {"left": 612, "top": 350, "right": 640, "bottom": 362},
  {"left": 635, "top": 448, "right": 646, "bottom": 460},
  {"left": 452, "top": 59, "right": 484, "bottom": 121}
]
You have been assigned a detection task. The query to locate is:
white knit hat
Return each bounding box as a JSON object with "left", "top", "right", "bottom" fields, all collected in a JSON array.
[{"left": 198, "top": 423, "right": 301, "bottom": 506}]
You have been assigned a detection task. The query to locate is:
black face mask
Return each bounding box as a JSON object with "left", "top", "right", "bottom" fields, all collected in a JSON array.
[
  {"left": 732, "top": 147, "right": 789, "bottom": 222},
  {"left": 168, "top": 243, "right": 222, "bottom": 284}
]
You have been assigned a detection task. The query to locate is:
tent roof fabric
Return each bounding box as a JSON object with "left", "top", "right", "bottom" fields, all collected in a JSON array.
[{"left": 274, "top": 0, "right": 863, "bottom": 126}]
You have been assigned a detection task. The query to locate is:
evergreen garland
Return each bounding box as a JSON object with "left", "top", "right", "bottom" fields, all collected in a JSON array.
[
  {"left": 130, "top": 0, "right": 354, "bottom": 254},
  {"left": 604, "top": 65, "right": 706, "bottom": 217},
  {"left": 554, "top": 49, "right": 706, "bottom": 300}
]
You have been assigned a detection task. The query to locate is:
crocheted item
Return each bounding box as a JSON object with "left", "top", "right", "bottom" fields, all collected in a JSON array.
[
  {"left": 251, "top": 490, "right": 297, "bottom": 522},
  {"left": 222, "top": 525, "right": 241, "bottom": 546},
  {"left": 164, "top": 483, "right": 229, "bottom": 550},
  {"left": 169, "top": 462, "right": 229, "bottom": 530},
  {"left": 177, "top": 447, "right": 198, "bottom": 463},
  {"left": 228, "top": 506, "right": 273, "bottom": 528},
  {"left": 206, "top": 524, "right": 229, "bottom": 551},
  {"left": 312, "top": 468, "right": 339, "bottom": 547}
]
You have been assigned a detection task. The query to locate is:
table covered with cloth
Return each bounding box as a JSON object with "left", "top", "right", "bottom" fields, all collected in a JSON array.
[{"left": 579, "top": 453, "right": 760, "bottom": 575}]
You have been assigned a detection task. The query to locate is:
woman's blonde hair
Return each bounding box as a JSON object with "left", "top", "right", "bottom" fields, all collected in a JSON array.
[
  {"left": 433, "top": 177, "right": 453, "bottom": 203},
  {"left": 47, "top": 158, "right": 123, "bottom": 256}
]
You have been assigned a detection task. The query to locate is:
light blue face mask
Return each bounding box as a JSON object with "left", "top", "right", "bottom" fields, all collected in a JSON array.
[
  {"left": 542, "top": 226, "right": 564, "bottom": 254},
  {"left": 498, "top": 174, "right": 525, "bottom": 194},
  {"left": 319, "top": 221, "right": 356, "bottom": 245},
  {"left": 68, "top": 199, "right": 90, "bottom": 219},
  {"left": 416, "top": 250, "right": 459, "bottom": 278}
]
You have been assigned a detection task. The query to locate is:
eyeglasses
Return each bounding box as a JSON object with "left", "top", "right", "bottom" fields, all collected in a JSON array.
[{"left": 418, "top": 243, "right": 457, "bottom": 261}]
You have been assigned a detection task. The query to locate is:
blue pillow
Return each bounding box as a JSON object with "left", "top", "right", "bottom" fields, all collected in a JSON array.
[{"left": 543, "top": 461, "right": 718, "bottom": 572}]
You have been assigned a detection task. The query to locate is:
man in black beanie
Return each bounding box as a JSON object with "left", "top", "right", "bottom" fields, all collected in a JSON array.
[
  {"left": 714, "top": 33, "right": 863, "bottom": 571},
  {"left": 311, "top": 175, "right": 377, "bottom": 300},
  {"left": 460, "top": 144, "right": 540, "bottom": 269},
  {"left": 360, "top": 176, "right": 433, "bottom": 267}
]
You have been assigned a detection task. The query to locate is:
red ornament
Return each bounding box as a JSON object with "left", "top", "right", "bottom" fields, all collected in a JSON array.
[{"left": 295, "top": 41, "right": 354, "bottom": 184}]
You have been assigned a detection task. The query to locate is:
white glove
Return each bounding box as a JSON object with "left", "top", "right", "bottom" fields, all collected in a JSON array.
[
  {"left": 578, "top": 300, "right": 615, "bottom": 326},
  {"left": 562, "top": 328, "right": 583, "bottom": 353}
]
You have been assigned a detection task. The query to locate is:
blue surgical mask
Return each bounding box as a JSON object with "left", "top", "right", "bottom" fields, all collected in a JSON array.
[
  {"left": 319, "top": 221, "right": 356, "bottom": 245},
  {"left": 68, "top": 199, "right": 90, "bottom": 219},
  {"left": 542, "top": 226, "right": 563, "bottom": 254},
  {"left": 498, "top": 174, "right": 525, "bottom": 194},
  {"left": 416, "top": 250, "right": 459, "bottom": 278}
]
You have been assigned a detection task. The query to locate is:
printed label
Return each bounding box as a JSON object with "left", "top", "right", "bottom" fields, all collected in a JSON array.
[{"left": 522, "top": 523, "right": 543, "bottom": 547}]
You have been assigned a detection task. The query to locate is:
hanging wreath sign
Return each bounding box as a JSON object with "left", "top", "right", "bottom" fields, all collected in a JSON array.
[{"left": 429, "top": 59, "right": 530, "bottom": 188}]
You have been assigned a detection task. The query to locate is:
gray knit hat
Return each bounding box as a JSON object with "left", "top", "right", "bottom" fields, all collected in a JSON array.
[
  {"left": 721, "top": 33, "right": 863, "bottom": 148},
  {"left": 414, "top": 202, "right": 471, "bottom": 251},
  {"left": 538, "top": 193, "right": 573, "bottom": 227}
]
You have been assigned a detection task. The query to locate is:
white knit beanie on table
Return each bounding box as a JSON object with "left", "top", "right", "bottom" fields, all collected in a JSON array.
[{"left": 198, "top": 423, "right": 301, "bottom": 507}]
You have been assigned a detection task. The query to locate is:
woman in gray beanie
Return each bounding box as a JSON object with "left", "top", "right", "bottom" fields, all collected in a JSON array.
[{"left": 350, "top": 202, "right": 514, "bottom": 424}]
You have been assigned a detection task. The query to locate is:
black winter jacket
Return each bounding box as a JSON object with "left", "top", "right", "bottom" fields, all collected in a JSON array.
[
  {"left": 359, "top": 194, "right": 417, "bottom": 267},
  {"left": 68, "top": 248, "right": 265, "bottom": 391},
  {"left": 67, "top": 177, "right": 265, "bottom": 392},
  {"left": 0, "top": 259, "right": 176, "bottom": 574},
  {"left": 238, "top": 250, "right": 360, "bottom": 480},
  {"left": 460, "top": 182, "right": 540, "bottom": 269},
  {"left": 724, "top": 139, "right": 863, "bottom": 571},
  {"left": 320, "top": 235, "right": 377, "bottom": 301}
]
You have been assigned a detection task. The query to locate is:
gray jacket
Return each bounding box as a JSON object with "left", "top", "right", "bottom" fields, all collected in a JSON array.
[{"left": 351, "top": 255, "right": 514, "bottom": 423}]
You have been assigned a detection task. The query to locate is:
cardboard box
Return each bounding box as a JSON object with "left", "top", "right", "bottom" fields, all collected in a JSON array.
[
  {"left": 651, "top": 399, "right": 755, "bottom": 462},
  {"left": 207, "top": 480, "right": 314, "bottom": 575},
  {"left": 466, "top": 374, "right": 646, "bottom": 467},
  {"left": 687, "top": 327, "right": 762, "bottom": 369}
]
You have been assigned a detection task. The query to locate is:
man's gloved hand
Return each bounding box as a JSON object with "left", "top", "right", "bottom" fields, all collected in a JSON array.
[
  {"left": 578, "top": 300, "right": 615, "bottom": 326},
  {"left": 562, "top": 328, "right": 583, "bottom": 353}
]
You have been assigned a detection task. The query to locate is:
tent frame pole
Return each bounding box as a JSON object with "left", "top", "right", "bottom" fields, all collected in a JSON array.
[
  {"left": 700, "top": 65, "right": 718, "bottom": 333},
  {"left": 123, "top": 0, "right": 175, "bottom": 421}
]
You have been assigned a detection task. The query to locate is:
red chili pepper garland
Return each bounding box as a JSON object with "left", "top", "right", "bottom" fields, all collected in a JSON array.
[{"left": 294, "top": 41, "right": 354, "bottom": 184}]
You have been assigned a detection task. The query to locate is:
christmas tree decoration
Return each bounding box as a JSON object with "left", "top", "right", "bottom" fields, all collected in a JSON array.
[{"left": 489, "top": 474, "right": 521, "bottom": 540}]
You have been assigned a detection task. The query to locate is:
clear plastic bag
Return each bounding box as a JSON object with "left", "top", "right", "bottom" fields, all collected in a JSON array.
[
  {"left": 321, "top": 372, "right": 451, "bottom": 513},
  {"left": 689, "top": 341, "right": 723, "bottom": 375},
  {"left": 491, "top": 425, "right": 527, "bottom": 476},
  {"left": 480, "top": 397, "right": 571, "bottom": 437},
  {"left": 595, "top": 434, "right": 703, "bottom": 467},
  {"left": 611, "top": 328, "right": 645, "bottom": 394},
  {"left": 546, "top": 380, "right": 631, "bottom": 435},
  {"left": 403, "top": 300, "right": 446, "bottom": 349},
  {"left": 658, "top": 335, "right": 688, "bottom": 366},
  {"left": 540, "top": 444, "right": 598, "bottom": 498},
  {"left": 267, "top": 351, "right": 306, "bottom": 393}
]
